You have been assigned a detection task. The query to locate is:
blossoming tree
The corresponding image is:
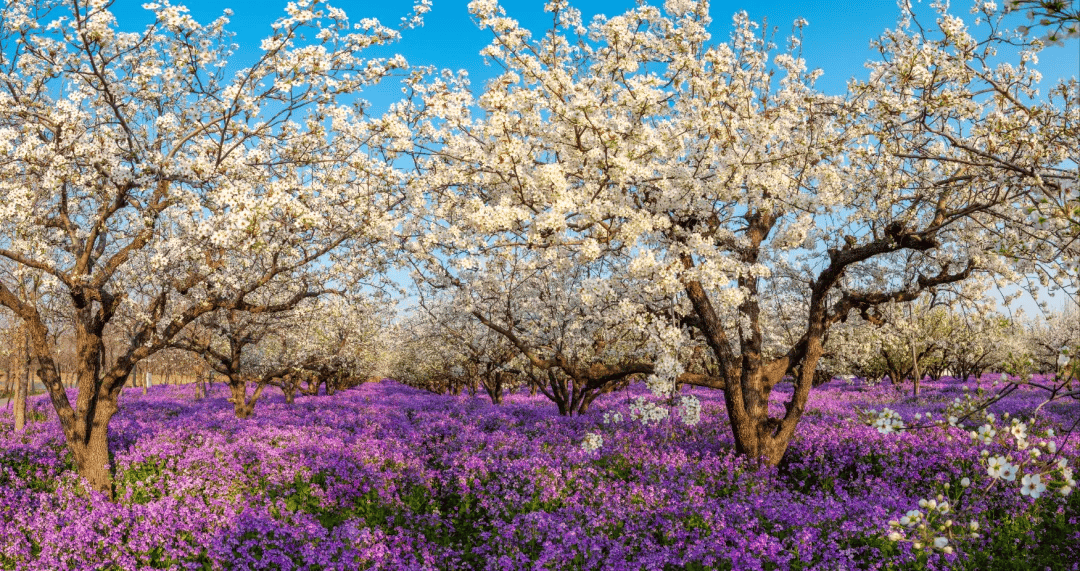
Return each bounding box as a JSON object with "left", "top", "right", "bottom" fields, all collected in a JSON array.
[
  {"left": 400, "top": 0, "right": 1076, "bottom": 463},
  {"left": 0, "top": 0, "right": 420, "bottom": 495},
  {"left": 395, "top": 294, "right": 525, "bottom": 403},
  {"left": 174, "top": 290, "right": 390, "bottom": 416}
]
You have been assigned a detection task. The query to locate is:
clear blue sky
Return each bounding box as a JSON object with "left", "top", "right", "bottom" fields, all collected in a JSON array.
[{"left": 108, "top": 0, "right": 1078, "bottom": 107}]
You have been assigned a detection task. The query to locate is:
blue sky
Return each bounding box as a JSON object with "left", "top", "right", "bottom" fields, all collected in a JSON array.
[{"left": 110, "top": 0, "right": 1078, "bottom": 105}]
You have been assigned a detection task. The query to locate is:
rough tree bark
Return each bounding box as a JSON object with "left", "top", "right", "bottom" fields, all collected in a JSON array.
[
  {"left": 282, "top": 379, "right": 296, "bottom": 404},
  {"left": 14, "top": 328, "right": 29, "bottom": 432},
  {"left": 227, "top": 375, "right": 267, "bottom": 419}
]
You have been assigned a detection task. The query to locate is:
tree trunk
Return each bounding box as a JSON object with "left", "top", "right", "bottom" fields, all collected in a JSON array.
[
  {"left": 14, "top": 330, "right": 29, "bottom": 432},
  {"left": 3, "top": 367, "right": 12, "bottom": 405},
  {"left": 483, "top": 371, "right": 505, "bottom": 405},
  {"left": 682, "top": 273, "right": 824, "bottom": 468},
  {"left": 726, "top": 356, "right": 818, "bottom": 466},
  {"left": 910, "top": 335, "right": 921, "bottom": 397},
  {"left": 228, "top": 377, "right": 266, "bottom": 419},
  {"left": 578, "top": 391, "right": 597, "bottom": 414},
  {"left": 1, "top": 278, "right": 183, "bottom": 501},
  {"left": 229, "top": 381, "right": 254, "bottom": 418},
  {"left": 68, "top": 397, "right": 119, "bottom": 496}
]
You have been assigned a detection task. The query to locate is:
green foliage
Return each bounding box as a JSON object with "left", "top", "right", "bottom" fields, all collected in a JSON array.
[
  {"left": 666, "top": 562, "right": 731, "bottom": 571},
  {"left": 0, "top": 444, "right": 72, "bottom": 493},
  {"left": 268, "top": 471, "right": 389, "bottom": 530},
  {"left": 962, "top": 493, "right": 1080, "bottom": 570},
  {"left": 592, "top": 453, "right": 637, "bottom": 481},
  {"left": 832, "top": 534, "right": 903, "bottom": 570},
  {"left": 116, "top": 457, "right": 168, "bottom": 505}
]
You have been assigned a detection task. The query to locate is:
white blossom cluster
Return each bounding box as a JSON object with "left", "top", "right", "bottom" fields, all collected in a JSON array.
[
  {"left": 985, "top": 455, "right": 1020, "bottom": 482},
  {"left": 645, "top": 350, "right": 685, "bottom": 397},
  {"left": 603, "top": 411, "right": 624, "bottom": 424},
  {"left": 628, "top": 397, "right": 670, "bottom": 426},
  {"left": 888, "top": 495, "right": 972, "bottom": 554},
  {"left": 581, "top": 432, "right": 603, "bottom": 453},
  {"left": 863, "top": 407, "right": 906, "bottom": 434},
  {"left": 677, "top": 395, "right": 702, "bottom": 427}
]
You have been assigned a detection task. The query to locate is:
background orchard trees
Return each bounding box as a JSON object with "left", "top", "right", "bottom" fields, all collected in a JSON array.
[
  {"left": 406, "top": 244, "right": 650, "bottom": 414},
  {"left": 0, "top": 268, "right": 71, "bottom": 430},
  {"left": 856, "top": 299, "right": 953, "bottom": 396},
  {"left": 269, "top": 293, "right": 395, "bottom": 399},
  {"left": 405, "top": 233, "right": 722, "bottom": 414},
  {"left": 0, "top": 311, "right": 31, "bottom": 431},
  {"left": 423, "top": 295, "right": 524, "bottom": 404},
  {"left": 1017, "top": 307, "right": 1080, "bottom": 374},
  {"left": 824, "top": 302, "right": 1073, "bottom": 388},
  {"left": 174, "top": 301, "right": 307, "bottom": 419},
  {"left": 0, "top": 0, "right": 420, "bottom": 495},
  {"left": 824, "top": 295, "right": 1008, "bottom": 390},
  {"left": 175, "top": 291, "right": 389, "bottom": 417},
  {"left": 389, "top": 312, "right": 462, "bottom": 394},
  {"left": 398, "top": 0, "right": 1075, "bottom": 464},
  {"left": 938, "top": 309, "right": 1012, "bottom": 383},
  {"left": 393, "top": 295, "right": 523, "bottom": 402}
]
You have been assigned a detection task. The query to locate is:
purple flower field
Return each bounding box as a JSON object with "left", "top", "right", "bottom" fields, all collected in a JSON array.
[{"left": 1, "top": 378, "right": 1077, "bottom": 571}]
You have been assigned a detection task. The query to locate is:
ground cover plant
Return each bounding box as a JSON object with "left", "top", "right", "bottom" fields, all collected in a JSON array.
[{"left": 0, "top": 377, "right": 1076, "bottom": 571}]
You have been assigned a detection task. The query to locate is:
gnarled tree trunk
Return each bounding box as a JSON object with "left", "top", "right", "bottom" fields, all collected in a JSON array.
[
  {"left": 683, "top": 264, "right": 821, "bottom": 467},
  {"left": 227, "top": 376, "right": 266, "bottom": 419}
]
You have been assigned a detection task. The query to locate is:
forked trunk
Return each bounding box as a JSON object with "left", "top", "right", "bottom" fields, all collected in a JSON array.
[
  {"left": 280, "top": 374, "right": 298, "bottom": 404},
  {"left": 54, "top": 320, "right": 128, "bottom": 498},
  {"left": 483, "top": 371, "right": 504, "bottom": 405},
  {"left": 726, "top": 368, "right": 814, "bottom": 467},
  {"left": 228, "top": 377, "right": 266, "bottom": 419},
  {"left": 683, "top": 272, "right": 824, "bottom": 468},
  {"left": 484, "top": 385, "right": 503, "bottom": 405},
  {"left": 29, "top": 326, "right": 126, "bottom": 498},
  {"left": 229, "top": 381, "right": 252, "bottom": 418},
  {"left": 3, "top": 273, "right": 182, "bottom": 501}
]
